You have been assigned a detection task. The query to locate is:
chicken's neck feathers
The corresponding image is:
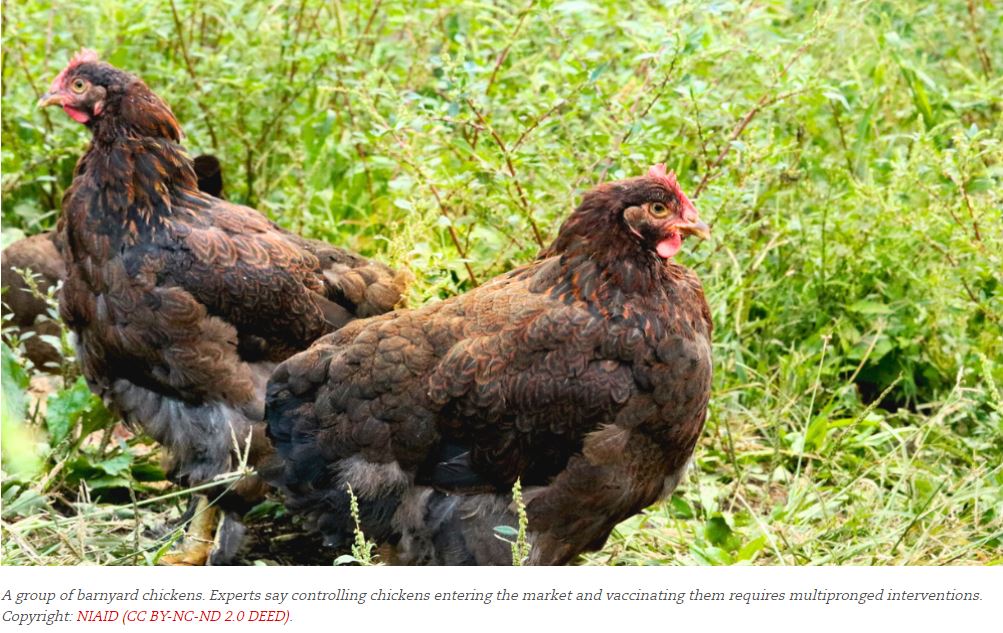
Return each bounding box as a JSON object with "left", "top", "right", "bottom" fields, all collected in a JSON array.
[
  {"left": 70, "top": 135, "right": 203, "bottom": 238},
  {"left": 554, "top": 247, "right": 683, "bottom": 310},
  {"left": 88, "top": 79, "right": 184, "bottom": 145}
]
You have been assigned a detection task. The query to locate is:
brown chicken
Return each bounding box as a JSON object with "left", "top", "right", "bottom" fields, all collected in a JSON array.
[
  {"left": 1, "top": 233, "right": 65, "bottom": 372},
  {"left": 265, "top": 165, "right": 712, "bottom": 565},
  {"left": 2, "top": 155, "right": 226, "bottom": 372},
  {"left": 38, "top": 50, "right": 408, "bottom": 564}
]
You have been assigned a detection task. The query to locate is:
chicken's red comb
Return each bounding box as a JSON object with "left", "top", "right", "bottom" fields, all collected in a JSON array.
[
  {"left": 50, "top": 48, "right": 100, "bottom": 92},
  {"left": 647, "top": 163, "right": 679, "bottom": 188}
]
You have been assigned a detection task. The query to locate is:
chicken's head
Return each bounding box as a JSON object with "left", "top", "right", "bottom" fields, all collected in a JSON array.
[
  {"left": 38, "top": 50, "right": 181, "bottom": 141},
  {"left": 619, "top": 164, "right": 709, "bottom": 259},
  {"left": 544, "top": 164, "right": 709, "bottom": 263},
  {"left": 38, "top": 49, "right": 121, "bottom": 124}
]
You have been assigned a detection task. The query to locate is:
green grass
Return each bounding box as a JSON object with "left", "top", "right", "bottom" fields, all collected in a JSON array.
[{"left": 2, "top": 0, "right": 1001, "bottom": 565}]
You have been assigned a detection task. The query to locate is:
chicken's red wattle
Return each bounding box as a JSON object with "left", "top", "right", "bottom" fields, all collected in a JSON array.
[
  {"left": 62, "top": 105, "right": 89, "bottom": 123},
  {"left": 656, "top": 232, "right": 682, "bottom": 259}
]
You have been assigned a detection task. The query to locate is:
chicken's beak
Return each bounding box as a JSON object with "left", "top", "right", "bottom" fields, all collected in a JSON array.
[
  {"left": 677, "top": 219, "right": 711, "bottom": 241},
  {"left": 37, "top": 92, "right": 63, "bottom": 109}
]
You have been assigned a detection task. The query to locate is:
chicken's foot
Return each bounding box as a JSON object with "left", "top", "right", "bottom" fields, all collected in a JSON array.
[{"left": 158, "top": 495, "right": 220, "bottom": 566}]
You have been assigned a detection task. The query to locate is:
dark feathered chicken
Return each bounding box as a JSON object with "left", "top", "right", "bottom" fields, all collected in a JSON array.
[
  {"left": 265, "top": 165, "right": 712, "bottom": 565},
  {"left": 38, "top": 50, "right": 408, "bottom": 564},
  {"left": 2, "top": 155, "right": 225, "bottom": 372}
]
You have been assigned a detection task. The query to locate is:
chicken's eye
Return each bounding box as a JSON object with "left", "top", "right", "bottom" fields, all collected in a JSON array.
[
  {"left": 71, "top": 78, "right": 87, "bottom": 94},
  {"left": 650, "top": 202, "right": 670, "bottom": 218}
]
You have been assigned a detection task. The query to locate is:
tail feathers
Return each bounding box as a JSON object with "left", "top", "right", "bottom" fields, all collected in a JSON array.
[
  {"left": 293, "top": 237, "right": 409, "bottom": 317},
  {"left": 320, "top": 262, "right": 410, "bottom": 318},
  {"left": 192, "top": 154, "right": 224, "bottom": 199}
]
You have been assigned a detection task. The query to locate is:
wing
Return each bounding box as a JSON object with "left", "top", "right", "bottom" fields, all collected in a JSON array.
[
  {"left": 152, "top": 194, "right": 368, "bottom": 360},
  {"left": 267, "top": 264, "right": 641, "bottom": 475},
  {"left": 423, "top": 289, "right": 638, "bottom": 488}
]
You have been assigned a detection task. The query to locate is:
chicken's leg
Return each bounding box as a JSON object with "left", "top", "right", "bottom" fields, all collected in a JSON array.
[{"left": 159, "top": 495, "right": 220, "bottom": 566}]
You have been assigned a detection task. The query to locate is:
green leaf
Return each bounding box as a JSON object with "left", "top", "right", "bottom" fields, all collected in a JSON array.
[
  {"left": 965, "top": 178, "right": 993, "bottom": 193},
  {"left": 736, "top": 535, "right": 768, "bottom": 562},
  {"left": 45, "top": 376, "right": 95, "bottom": 446},
  {"left": 1, "top": 342, "right": 40, "bottom": 478},
  {"left": 1, "top": 343, "right": 29, "bottom": 426},
  {"left": 244, "top": 500, "right": 286, "bottom": 521},
  {"left": 97, "top": 452, "right": 133, "bottom": 477},
  {"left": 894, "top": 54, "right": 937, "bottom": 130},
  {"left": 805, "top": 415, "right": 829, "bottom": 450},
  {"left": 669, "top": 494, "right": 695, "bottom": 519},
  {"left": 848, "top": 300, "right": 893, "bottom": 315},
  {"left": 851, "top": 97, "right": 879, "bottom": 174},
  {"left": 690, "top": 543, "right": 733, "bottom": 566},
  {"left": 493, "top": 525, "right": 519, "bottom": 537},
  {"left": 1, "top": 485, "right": 49, "bottom": 519},
  {"left": 705, "top": 516, "right": 732, "bottom": 546},
  {"left": 588, "top": 63, "right": 608, "bottom": 82},
  {"left": 86, "top": 475, "right": 131, "bottom": 490}
]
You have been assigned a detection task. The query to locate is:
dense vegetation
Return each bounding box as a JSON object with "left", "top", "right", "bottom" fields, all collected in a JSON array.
[{"left": 2, "top": 0, "right": 1000, "bottom": 565}]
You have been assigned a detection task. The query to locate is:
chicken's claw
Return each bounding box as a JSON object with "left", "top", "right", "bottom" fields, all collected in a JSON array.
[{"left": 158, "top": 496, "right": 221, "bottom": 566}]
